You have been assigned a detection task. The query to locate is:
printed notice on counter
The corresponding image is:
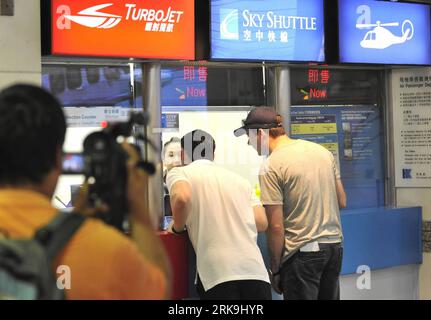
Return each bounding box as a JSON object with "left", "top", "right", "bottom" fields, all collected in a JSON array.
[
  {"left": 392, "top": 68, "right": 431, "bottom": 187},
  {"left": 64, "top": 107, "right": 136, "bottom": 127},
  {"left": 290, "top": 107, "right": 381, "bottom": 168},
  {"left": 291, "top": 105, "right": 384, "bottom": 209},
  {"left": 162, "top": 113, "right": 180, "bottom": 131},
  {"left": 291, "top": 115, "right": 337, "bottom": 135}
]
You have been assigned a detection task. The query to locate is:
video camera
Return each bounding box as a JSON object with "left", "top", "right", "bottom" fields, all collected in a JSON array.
[{"left": 62, "top": 112, "right": 157, "bottom": 231}]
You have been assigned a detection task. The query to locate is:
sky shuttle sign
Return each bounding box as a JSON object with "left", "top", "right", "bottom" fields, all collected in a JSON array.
[
  {"left": 338, "top": 0, "right": 431, "bottom": 65},
  {"left": 210, "top": 0, "right": 325, "bottom": 62},
  {"left": 51, "top": 0, "right": 195, "bottom": 59}
]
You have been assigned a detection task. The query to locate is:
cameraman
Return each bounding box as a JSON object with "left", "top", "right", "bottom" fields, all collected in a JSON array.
[{"left": 0, "top": 84, "right": 170, "bottom": 299}]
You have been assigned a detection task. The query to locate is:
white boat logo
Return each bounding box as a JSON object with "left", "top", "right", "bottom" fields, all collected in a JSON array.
[
  {"left": 356, "top": 20, "right": 414, "bottom": 49},
  {"left": 220, "top": 9, "right": 239, "bottom": 40},
  {"left": 64, "top": 4, "right": 122, "bottom": 29}
]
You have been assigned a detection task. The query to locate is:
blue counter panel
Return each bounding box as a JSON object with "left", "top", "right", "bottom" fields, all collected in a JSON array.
[
  {"left": 340, "top": 207, "right": 422, "bottom": 275},
  {"left": 257, "top": 206, "right": 422, "bottom": 276}
]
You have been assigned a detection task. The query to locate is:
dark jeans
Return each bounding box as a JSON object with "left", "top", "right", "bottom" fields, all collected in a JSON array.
[
  {"left": 280, "top": 243, "right": 343, "bottom": 300},
  {"left": 197, "top": 276, "right": 272, "bottom": 300}
]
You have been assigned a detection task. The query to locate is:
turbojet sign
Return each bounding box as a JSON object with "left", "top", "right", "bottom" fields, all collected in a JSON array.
[
  {"left": 212, "top": 0, "right": 325, "bottom": 61},
  {"left": 60, "top": 3, "right": 184, "bottom": 32},
  {"left": 51, "top": 0, "right": 194, "bottom": 59}
]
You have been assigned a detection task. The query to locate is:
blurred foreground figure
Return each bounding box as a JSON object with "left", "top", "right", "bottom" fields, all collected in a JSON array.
[{"left": 0, "top": 84, "right": 170, "bottom": 300}]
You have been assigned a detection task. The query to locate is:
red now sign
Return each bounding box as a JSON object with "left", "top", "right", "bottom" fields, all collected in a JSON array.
[
  {"left": 310, "top": 88, "right": 327, "bottom": 99},
  {"left": 52, "top": 0, "right": 195, "bottom": 60}
]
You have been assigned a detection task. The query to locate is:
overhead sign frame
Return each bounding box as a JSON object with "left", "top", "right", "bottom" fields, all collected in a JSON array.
[
  {"left": 336, "top": 0, "right": 431, "bottom": 65},
  {"left": 209, "top": 0, "right": 326, "bottom": 62},
  {"left": 42, "top": 0, "right": 197, "bottom": 60}
]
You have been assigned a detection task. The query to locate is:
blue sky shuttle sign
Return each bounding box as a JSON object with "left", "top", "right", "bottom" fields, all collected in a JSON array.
[
  {"left": 211, "top": 0, "right": 325, "bottom": 61},
  {"left": 339, "top": 0, "right": 431, "bottom": 65}
]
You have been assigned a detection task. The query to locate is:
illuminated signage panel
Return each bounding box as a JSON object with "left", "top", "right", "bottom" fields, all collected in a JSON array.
[
  {"left": 51, "top": 0, "right": 195, "bottom": 59},
  {"left": 338, "top": 0, "right": 431, "bottom": 65},
  {"left": 211, "top": 0, "right": 325, "bottom": 62}
]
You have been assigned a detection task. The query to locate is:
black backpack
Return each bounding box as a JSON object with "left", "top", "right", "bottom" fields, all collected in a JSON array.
[{"left": 0, "top": 213, "right": 85, "bottom": 300}]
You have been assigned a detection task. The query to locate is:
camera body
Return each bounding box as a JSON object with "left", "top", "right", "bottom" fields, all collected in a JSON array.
[
  {"left": 62, "top": 112, "right": 155, "bottom": 231},
  {"left": 83, "top": 130, "right": 129, "bottom": 230}
]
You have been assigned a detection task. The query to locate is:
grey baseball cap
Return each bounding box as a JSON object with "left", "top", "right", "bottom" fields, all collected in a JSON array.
[{"left": 233, "top": 107, "right": 282, "bottom": 137}]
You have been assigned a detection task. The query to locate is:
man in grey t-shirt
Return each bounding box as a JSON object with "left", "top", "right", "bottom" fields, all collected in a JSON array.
[{"left": 234, "top": 107, "right": 347, "bottom": 300}]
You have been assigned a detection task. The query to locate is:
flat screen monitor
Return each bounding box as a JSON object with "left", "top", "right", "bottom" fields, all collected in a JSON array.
[
  {"left": 48, "top": 0, "right": 195, "bottom": 60},
  {"left": 210, "top": 0, "right": 325, "bottom": 62},
  {"left": 338, "top": 0, "right": 431, "bottom": 65}
]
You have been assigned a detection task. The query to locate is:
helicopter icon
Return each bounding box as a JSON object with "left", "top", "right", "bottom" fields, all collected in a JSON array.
[{"left": 356, "top": 20, "right": 414, "bottom": 49}]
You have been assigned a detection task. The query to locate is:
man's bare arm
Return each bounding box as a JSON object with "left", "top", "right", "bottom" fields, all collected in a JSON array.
[{"left": 169, "top": 181, "right": 192, "bottom": 232}]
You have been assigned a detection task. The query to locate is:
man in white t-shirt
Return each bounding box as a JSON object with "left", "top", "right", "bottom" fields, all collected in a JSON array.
[{"left": 166, "top": 130, "right": 271, "bottom": 300}]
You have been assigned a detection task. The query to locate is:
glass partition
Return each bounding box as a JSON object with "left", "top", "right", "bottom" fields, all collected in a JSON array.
[
  {"left": 289, "top": 66, "right": 385, "bottom": 209},
  {"left": 159, "top": 62, "right": 266, "bottom": 183},
  {"left": 42, "top": 63, "right": 143, "bottom": 210},
  {"left": 42, "top": 61, "right": 387, "bottom": 215}
]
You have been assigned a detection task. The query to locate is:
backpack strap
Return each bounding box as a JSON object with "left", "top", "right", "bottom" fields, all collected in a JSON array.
[{"left": 34, "top": 212, "right": 86, "bottom": 262}]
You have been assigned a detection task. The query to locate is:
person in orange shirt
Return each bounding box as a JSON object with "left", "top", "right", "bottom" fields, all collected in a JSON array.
[{"left": 0, "top": 84, "right": 170, "bottom": 299}]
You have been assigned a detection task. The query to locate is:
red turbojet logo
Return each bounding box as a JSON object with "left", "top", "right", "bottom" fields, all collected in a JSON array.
[{"left": 64, "top": 3, "right": 122, "bottom": 29}]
